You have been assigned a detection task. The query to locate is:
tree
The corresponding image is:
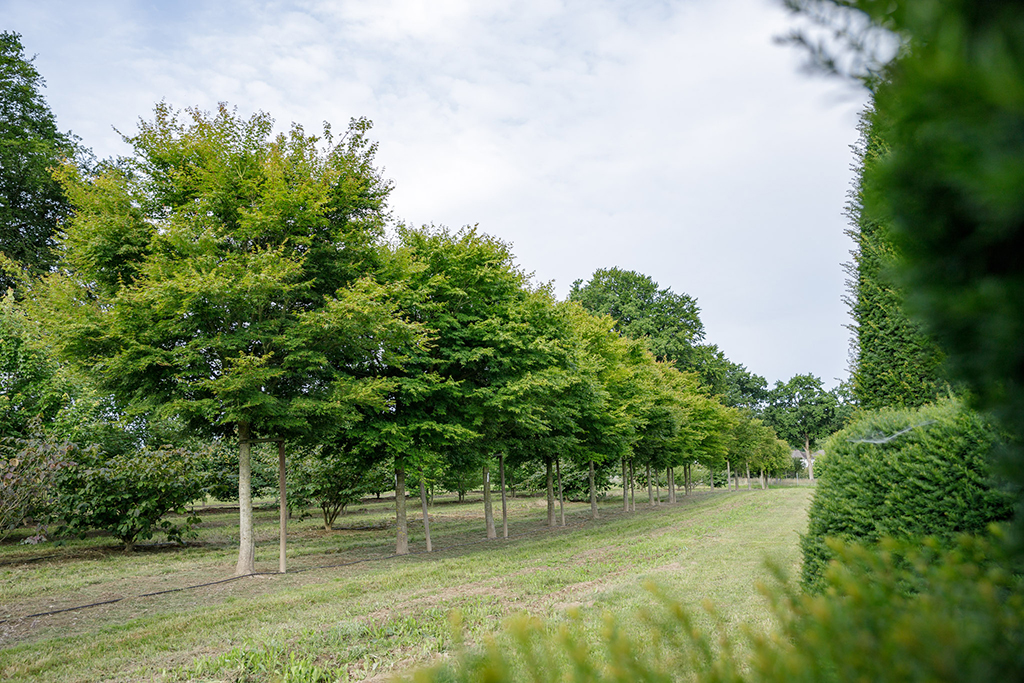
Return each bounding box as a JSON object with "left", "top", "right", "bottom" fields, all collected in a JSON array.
[
  {"left": 568, "top": 268, "right": 704, "bottom": 366},
  {"left": 844, "top": 110, "right": 946, "bottom": 410},
  {"left": 0, "top": 32, "right": 78, "bottom": 291},
  {"left": 762, "top": 374, "right": 838, "bottom": 480},
  {"left": 40, "top": 104, "right": 420, "bottom": 574}
]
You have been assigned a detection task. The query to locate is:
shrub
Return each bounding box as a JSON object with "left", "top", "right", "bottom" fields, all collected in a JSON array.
[
  {"left": 289, "top": 447, "right": 372, "bottom": 530},
  {"left": 52, "top": 446, "right": 208, "bottom": 550},
  {"left": 801, "top": 399, "right": 1013, "bottom": 591},
  {"left": 0, "top": 433, "right": 74, "bottom": 538},
  {"left": 408, "top": 533, "right": 1024, "bottom": 683}
]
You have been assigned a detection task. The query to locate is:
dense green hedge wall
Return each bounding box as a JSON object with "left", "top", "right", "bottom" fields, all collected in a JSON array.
[{"left": 802, "top": 399, "right": 1013, "bottom": 591}]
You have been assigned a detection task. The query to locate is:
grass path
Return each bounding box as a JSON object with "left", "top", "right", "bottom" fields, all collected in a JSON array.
[{"left": 0, "top": 486, "right": 812, "bottom": 681}]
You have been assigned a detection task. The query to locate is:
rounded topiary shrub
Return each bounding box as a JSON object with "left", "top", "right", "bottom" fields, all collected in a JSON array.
[{"left": 801, "top": 399, "right": 1013, "bottom": 592}]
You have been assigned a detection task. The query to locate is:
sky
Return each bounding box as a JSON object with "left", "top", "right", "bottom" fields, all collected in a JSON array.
[{"left": 4, "top": 0, "right": 870, "bottom": 389}]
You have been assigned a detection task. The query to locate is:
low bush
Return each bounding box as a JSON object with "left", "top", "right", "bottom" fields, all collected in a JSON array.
[
  {"left": 0, "top": 433, "right": 74, "bottom": 539},
  {"left": 409, "top": 532, "right": 1024, "bottom": 683},
  {"left": 801, "top": 399, "right": 1013, "bottom": 591},
  {"left": 52, "top": 446, "right": 208, "bottom": 550}
]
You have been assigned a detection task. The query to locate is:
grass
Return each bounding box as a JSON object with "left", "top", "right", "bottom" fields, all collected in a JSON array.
[{"left": 0, "top": 484, "right": 813, "bottom": 682}]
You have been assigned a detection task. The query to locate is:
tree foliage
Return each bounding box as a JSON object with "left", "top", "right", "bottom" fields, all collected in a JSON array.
[
  {"left": 803, "top": 399, "right": 1013, "bottom": 591},
  {"left": 845, "top": 110, "right": 947, "bottom": 410},
  {"left": 568, "top": 267, "right": 704, "bottom": 366},
  {"left": 0, "top": 31, "right": 78, "bottom": 291}
]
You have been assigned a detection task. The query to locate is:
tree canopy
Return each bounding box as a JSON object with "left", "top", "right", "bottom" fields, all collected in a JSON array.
[{"left": 0, "top": 31, "right": 78, "bottom": 291}]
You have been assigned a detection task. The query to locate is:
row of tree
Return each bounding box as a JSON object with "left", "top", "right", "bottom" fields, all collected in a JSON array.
[{"left": 1, "top": 30, "right": 847, "bottom": 573}]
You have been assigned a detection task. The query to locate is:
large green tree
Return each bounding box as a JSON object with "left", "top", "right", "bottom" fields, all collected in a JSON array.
[
  {"left": 40, "top": 104, "right": 419, "bottom": 574},
  {"left": 568, "top": 267, "right": 704, "bottom": 366},
  {"left": 763, "top": 373, "right": 840, "bottom": 480},
  {"left": 0, "top": 32, "right": 77, "bottom": 291},
  {"left": 845, "top": 110, "right": 946, "bottom": 410}
]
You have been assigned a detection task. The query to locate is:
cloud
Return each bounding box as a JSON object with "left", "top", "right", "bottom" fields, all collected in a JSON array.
[{"left": 4, "top": 0, "right": 868, "bottom": 387}]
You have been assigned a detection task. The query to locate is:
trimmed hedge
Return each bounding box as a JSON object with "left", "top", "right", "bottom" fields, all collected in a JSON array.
[{"left": 802, "top": 399, "right": 1013, "bottom": 591}]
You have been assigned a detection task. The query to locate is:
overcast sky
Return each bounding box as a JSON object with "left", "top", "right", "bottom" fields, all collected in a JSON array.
[{"left": 5, "top": 0, "right": 869, "bottom": 389}]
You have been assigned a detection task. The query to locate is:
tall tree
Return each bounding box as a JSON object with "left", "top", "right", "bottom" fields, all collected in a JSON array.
[
  {"left": 0, "top": 32, "right": 78, "bottom": 291},
  {"left": 844, "top": 110, "right": 946, "bottom": 410},
  {"left": 568, "top": 268, "right": 704, "bottom": 365},
  {"left": 39, "top": 104, "right": 419, "bottom": 574},
  {"left": 762, "top": 374, "right": 838, "bottom": 480}
]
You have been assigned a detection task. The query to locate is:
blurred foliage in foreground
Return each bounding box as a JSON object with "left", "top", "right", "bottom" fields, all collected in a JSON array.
[{"left": 410, "top": 532, "right": 1023, "bottom": 683}]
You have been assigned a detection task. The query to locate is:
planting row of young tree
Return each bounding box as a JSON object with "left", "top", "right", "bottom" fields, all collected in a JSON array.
[{"left": 0, "top": 33, "right": 827, "bottom": 570}]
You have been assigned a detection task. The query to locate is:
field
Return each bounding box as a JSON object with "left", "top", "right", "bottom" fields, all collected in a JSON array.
[{"left": 0, "top": 485, "right": 812, "bottom": 682}]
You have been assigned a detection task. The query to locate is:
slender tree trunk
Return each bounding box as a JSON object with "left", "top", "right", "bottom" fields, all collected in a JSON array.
[
  {"left": 760, "top": 469, "right": 766, "bottom": 490},
  {"left": 646, "top": 463, "right": 653, "bottom": 506},
  {"left": 710, "top": 466, "right": 715, "bottom": 490},
  {"left": 805, "top": 436, "right": 815, "bottom": 481},
  {"left": 629, "top": 460, "right": 635, "bottom": 511},
  {"left": 484, "top": 463, "right": 496, "bottom": 539},
  {"left": 656, "top": 475, "right": 661, "bottom": 505},
  {"left": 546, "top": 458, "right": 556, "bottom": 527},
  {"left": 622, "top": 459, "right": 629, "bottom": 511},
  {"left": 500, "top": 453, "right": 508, "bottom": 539},
  {"left": 589, "top": 460, "right": 599, "bottom": 520},
  {"left": 278, "top": 440, "right": 287, "bottom": 574},
  {"left": 668, "top": 467, "right": 675, "bottom": 503},
  {"left": 556, "top": 456, "right": 565, "bottom": 527},
  {"left": 726, "top": 460, "right": 731, "bottom": 492},
  {"left": 419, "top": 470, "right": 432, "bottom": 552},
  {"left": 235, "top": 422, "right": 255, "bottom": 576},
  {"left": 395, "top": 466, "right": 409, "bottom": 554},
  {"left": 746, "top": 463, "right": 751, "bottom": 490}
]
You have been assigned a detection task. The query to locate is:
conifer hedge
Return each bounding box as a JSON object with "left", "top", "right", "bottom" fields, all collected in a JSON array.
[{"left": 801, "top": 399, "right": 1013, "bottom": 591}]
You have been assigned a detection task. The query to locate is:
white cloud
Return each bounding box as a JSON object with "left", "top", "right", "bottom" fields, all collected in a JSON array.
[{"left": 3, "top": 0, "right": 868, "bottom": 387}]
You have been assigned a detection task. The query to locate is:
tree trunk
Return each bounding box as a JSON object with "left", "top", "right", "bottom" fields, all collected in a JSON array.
[
  {"left": 622, "top": 459, "right": 629, "bottom": 511},
  {"left": 589, "top": 460, "right": 599, "bottom": 520},
  {"left": 710, "top": 466, "right": 715, "bottom": 490},
  {"left": 556, "top": 456, "right": 565, "bottom": 527},
  {"left": 647, "top": 463, "right": 653, "bottom": 506},
  {"left": 668, "top": 467, "right": 675, "bottom": 503},
  {"left": 546, "top": 458, "right": 556, "bottom": 527},
  {"left": 726, "top": 460, "right": 731, "bottom": 492},
  {"left": 500, "top": 453, "right": 508, "bottom": 539},
  {"left": 483, "top": 463, "right": 496, "bottom": 539},
  {"left": 395, "top": 465, "right": 409, "bottom": 554},
  {"left": 419, "top": 470, "right": 432, "bottom": 552},
  {"left": 746, "top": 463, "right": 751, "bottom": 490},
  {"left": 235, "top": 421, "right": 255, "bottom": 576},
  {"left": 278, "top": 440, "right": 287, "bottom": 574},
  {"left": 760, "top": 469, "right": 766, "bottom": 490},
  {"left": 805, "top": 435, "right": 815, "bottom": 481},
  {"left": 629, "top": 460, "right": 636, "bottom": 511},
  {"left": 656, "top": 475, "right": 661, "bottom": 505}
]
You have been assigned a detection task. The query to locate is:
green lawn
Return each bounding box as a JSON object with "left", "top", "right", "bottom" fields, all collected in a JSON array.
[{"left": 0, "top": 486, "right": 812, "bottom": 682}]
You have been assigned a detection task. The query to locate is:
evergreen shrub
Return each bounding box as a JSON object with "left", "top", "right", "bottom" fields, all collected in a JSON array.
[{"left": 801, "top": 399, "right": 1013, "bottom": 591}]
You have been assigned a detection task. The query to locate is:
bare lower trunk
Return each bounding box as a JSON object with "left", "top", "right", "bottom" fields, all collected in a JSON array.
[
  {"left": 760, "top": 469, "right": 766, "bottom": 490},
  {"left": 622, "top": 462, "right": 630, "bottom": 509},
  {"left": 589, "top": 460, "right": 599, "bottom": 520},
  {"left": 556, "top": 456, "right": 565, "bottom": 527},
  {"left": 395, "top": 466, "right": 409, "bottom": 554},
  {"left": 419, "top": 470, "right": 432, "bottom": 552},
  {"left": 235, "top": 422, "right": 255, "bottom": 576},
  {"left": 646, "top": 463, "right": 653, "bottom": 506},
  {"left": 668, "top": 467, "right": 675, "bottom": 503},
  {"left": 656, "top": 475, "right": 660, "bottom": 505},
  {"left": 710, "top": 466, "right": 715, "bottom": 490},
  {"left": 622, "top": 459, "right": 629, "bottom": 511},
  {"left": 484, "top": 463, "right": 496, "bottom": 539},
  {"left": 546, "top": 458, "right": 556, "bottom": 527},
  {"left": 806, "top": 436, "right": 815, "bottom": 481},
  {"left": 500, "top": 453, "right": 508, "bottom": 539},
  {"left": 278, "top": 440, "right": 287, "bottom": 574},
  {"left": 726, "top": 460, "right": 731, "bottom": 492},
  {"left": 747, "top": 463, "right": 751, "bottom": 490}
]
